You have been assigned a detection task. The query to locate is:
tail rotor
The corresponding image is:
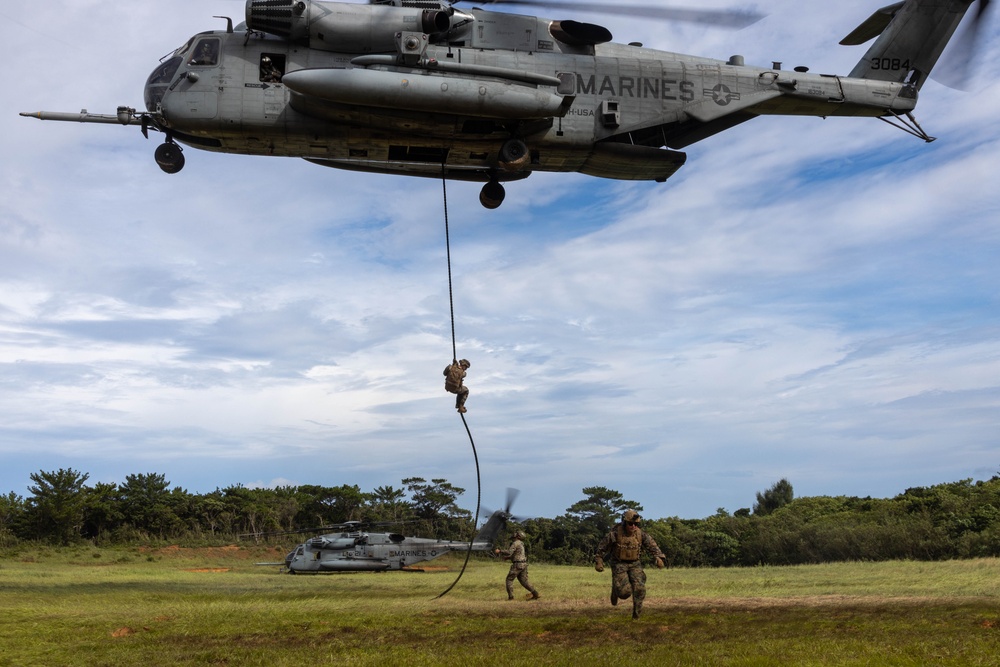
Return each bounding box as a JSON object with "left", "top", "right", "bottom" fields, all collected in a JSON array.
[{"left": 934, "top": 0, "right": 996, "bottom": 89}]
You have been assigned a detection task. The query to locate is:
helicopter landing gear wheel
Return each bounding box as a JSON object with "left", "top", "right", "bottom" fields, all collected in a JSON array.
[
  {"left": 479, "top": 179, "right": 505, "bottom": 209},
  {"left": 154, "top": 142, "right": 185, "bottom": 174},
  {"left": 497, "top": 139, "right": 529, "bottom": 172}
]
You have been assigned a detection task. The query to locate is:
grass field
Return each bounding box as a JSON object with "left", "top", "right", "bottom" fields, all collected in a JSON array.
[{"left": 1, "top": 545, "right": 998, "bottom": 666}]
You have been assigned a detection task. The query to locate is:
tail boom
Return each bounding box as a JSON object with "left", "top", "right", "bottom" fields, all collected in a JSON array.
[{"left": 844, "top": 0, "right": 977, "bottom": 88}]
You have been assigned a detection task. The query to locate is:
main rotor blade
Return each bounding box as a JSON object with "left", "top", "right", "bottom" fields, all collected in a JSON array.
[
  {"left": 505, "top": 487, "right": 520, "bottom": 514},
  {"left": 475, "top": 0, "right": 766, "bottom": 29}
]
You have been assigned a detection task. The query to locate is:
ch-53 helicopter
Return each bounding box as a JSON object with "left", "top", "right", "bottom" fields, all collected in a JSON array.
[
  {"left": 258, "top": 505, "right": 513, "bottom": 573},
  {"left": 21, "top": 0, "right": 990, "bottom": 208}
]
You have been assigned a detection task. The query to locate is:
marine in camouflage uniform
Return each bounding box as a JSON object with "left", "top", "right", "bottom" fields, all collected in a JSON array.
[
  {"left": 443, "top": 359, "right": 470, "bottom": 413},
  {"left": 495, "top": 531, "right": 539, "bottom": 600},
  {"left": 595, "top": 509, "right": 664, "bottom": 619}
]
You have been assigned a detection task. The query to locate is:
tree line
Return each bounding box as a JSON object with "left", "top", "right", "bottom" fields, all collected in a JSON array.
[
  {"left": 2, "top": 469, "right": 999, "bottom": 567},
  {"left": 0, "top": 471, "right": 471, "bottom": 547}
]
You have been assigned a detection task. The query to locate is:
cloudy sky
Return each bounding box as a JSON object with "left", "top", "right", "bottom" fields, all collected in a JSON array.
[{"left": 2, "top": 0, "right": 998, "bottom": 522}]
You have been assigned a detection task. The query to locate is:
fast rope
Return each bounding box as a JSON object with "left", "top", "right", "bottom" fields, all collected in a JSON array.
[{"left": 435, "top": 165, "right": 482, "bottom": 600}]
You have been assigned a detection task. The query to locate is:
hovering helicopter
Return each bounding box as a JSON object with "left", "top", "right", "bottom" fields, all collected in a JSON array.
[
  {"left": 21, "top": 0, "right": 989, "bottom": 208},
  {"left": 262, "top": 506, "right": 512, "bottom": 573}
]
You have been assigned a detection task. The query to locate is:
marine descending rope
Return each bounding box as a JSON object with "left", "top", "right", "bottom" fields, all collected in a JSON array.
[{"left": 434, "top": 166, "right": 482, "bottom": 600}]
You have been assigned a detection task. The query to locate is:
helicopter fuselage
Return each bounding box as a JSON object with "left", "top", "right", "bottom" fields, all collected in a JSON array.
[
  {"left": 278, "top": 506, "right": 513, "bottom": 573},
  {"left": 142, "top": 2, "right": 916, "bottom": 187},
  {"left": 283, "top": 528, "right": 491, "bottom": 572},
  {"left": 27, "top": 0, "right": 970, "bottom": 207}
]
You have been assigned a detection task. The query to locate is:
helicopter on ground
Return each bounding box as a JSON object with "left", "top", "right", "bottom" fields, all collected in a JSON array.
[
  {"left": 259, "top": 505, "right": 513, "bottom": 573},
  {"left": 21, "top": 0, "right": 989, "bottom": 208}
]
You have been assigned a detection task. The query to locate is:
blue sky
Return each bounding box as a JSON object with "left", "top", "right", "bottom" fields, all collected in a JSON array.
[{"left": 2, "top": 0, "right": 998, "bottom": 522}]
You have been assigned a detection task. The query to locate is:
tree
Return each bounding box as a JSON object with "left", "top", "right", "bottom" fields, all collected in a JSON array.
[
  {"left": 522, "top": 514, "right": 594, "bottom": 565},
  {"left": 0, "top": 491, "right": 25, "bottom": 546},
  {"left": 222, "top": 485, "right": 280, "bottom": 536},
  {"left": 565, "top": 486, "right": 642, "bottom": 537},
  {"left": 194, "top": 490, "right": 230, "bottom": 536},
  {"left": 269, "top": 486, "right": 301, "bottom": 533},
  {"left": 23, "top": 468, "right": 90, "bottom": 544},
  {"left": 119, "top": 473, "right": 181, "bottom": 538},
  {"left": 753, "top": 479, "right": 794, "bottom": 516},
  {"left": 367, "top": 485, "right": 410, "bottom": 524},
  {"left": 403, "top": 478, "right": 466, "bottom": 519},
  {"left": 402, "top": 477, "right": 471, "bottom": 538},
  {"left": 81, "top": 481, "right": 123, "bottom": 542},
  {"left": 165, "top": 486, "right": 198, "bottom": 534},
  {"left": 294, "top": 484, "right": 366, "bottom": 527}
]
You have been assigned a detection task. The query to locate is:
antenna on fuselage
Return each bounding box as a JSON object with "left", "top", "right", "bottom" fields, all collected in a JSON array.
[{"left": 213, "top": 16, "right": 234, "bottom": 33}]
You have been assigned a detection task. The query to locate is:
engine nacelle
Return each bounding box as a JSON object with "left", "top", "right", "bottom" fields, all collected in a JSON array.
[
  {"left": 246, "top": 0, "right": 451, "bottom": 53},
  {"left": 307, "top": 536, "right": 357, "bottom": 550}
]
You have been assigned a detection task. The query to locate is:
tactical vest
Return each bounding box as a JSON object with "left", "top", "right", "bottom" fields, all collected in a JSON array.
[
  {"left": 444, "top": 364, "right": 464, "bottom": 393},
  {"left": 613, "top": 525, "right": 642, "bottom": 561}
]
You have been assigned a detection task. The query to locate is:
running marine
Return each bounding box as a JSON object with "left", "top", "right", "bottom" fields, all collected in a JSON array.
[{"left": 595, "top": 509, "right": 664, "bottom": 619}]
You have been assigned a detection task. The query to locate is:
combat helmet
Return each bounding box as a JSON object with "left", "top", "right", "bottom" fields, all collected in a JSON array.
[{"left": 622, "top": 509, "right": 642, "bottom": 524}]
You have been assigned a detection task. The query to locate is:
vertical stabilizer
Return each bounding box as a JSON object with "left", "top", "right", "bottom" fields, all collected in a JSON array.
[{"left": 842, "top": 0, "right": 975, "bottom": 88}]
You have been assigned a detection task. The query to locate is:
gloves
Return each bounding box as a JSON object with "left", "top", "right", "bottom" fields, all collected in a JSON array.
[
  {"left": 595, "top": 557, "right": 604, "bottom": 572},
  {"left": 655, "top": 556, "right": 665, "bottom": 569}
]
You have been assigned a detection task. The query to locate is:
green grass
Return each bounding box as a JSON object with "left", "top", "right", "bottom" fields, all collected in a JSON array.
[{"left": 1, "top": 547, "right": 999, "bottom": 666}]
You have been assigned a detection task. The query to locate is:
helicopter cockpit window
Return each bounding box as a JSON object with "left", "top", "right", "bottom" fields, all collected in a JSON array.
[
  {"left": 174, "top": 35, "right": 196, "bottom": 58},
  {"left": 144, "top": 55, "right": 183, "bottom": 112},
  {"left": 259, "top": 53, "right": 285, "bottom": 83},
  {"left": 146, "top": 56, "right": 182, "bottom": 86},
  {"left": 188, "top": 38, "right": 220, "bottom": 67}
]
